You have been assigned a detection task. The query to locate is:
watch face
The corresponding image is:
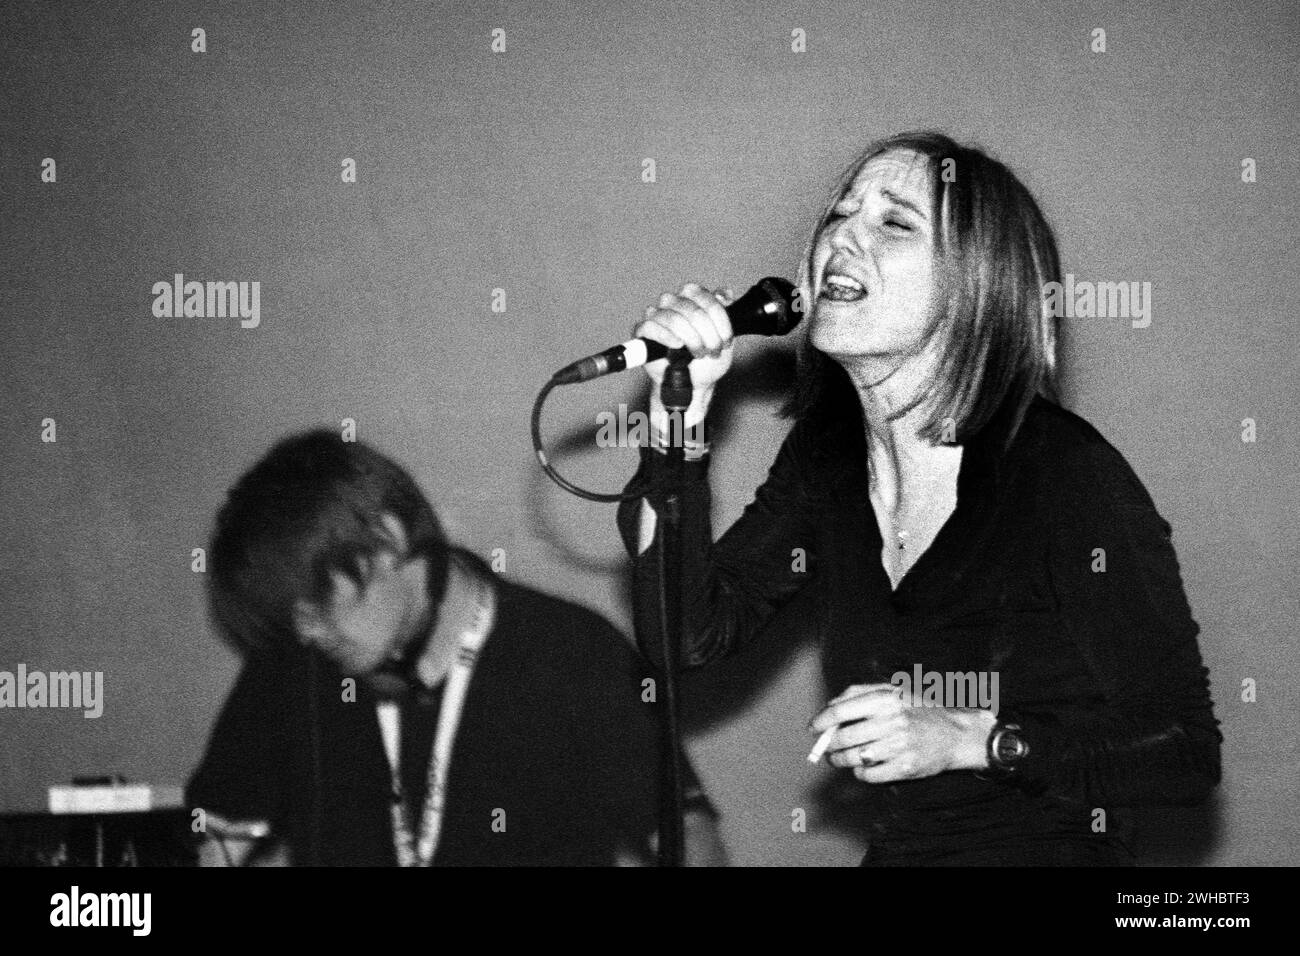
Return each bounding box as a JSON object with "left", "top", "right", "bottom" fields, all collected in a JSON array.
[{"left": 995, "top": 729, "right": 1027, "bottom": 764}]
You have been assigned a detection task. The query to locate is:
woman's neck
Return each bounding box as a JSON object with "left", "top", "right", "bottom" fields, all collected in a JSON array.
[{"left": 840, "top": 352, "right": 959, "bottom": 514}]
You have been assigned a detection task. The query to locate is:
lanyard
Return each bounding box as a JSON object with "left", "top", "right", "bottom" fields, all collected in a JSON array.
[{"left": 378, "top": 566, "right": 495, "bottom": 867}]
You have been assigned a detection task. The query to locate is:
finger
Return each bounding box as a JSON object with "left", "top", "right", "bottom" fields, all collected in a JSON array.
[
  {"left": 825, "top": 682, "right": 897, "bottom": 708},
  {"left": 632, "top": 315, "right": 685, "bottom": 350},
  {"left": 677, "top": 283, "right": 732, "bottom": 352},
  {"left": 853, "top": 755, "right": 913, "bottom": 784},
  {"left": 853, "top": 762, "right": 893, "bottom": 783},
  {"left": 852, "top": 728, "right": 904, "bottom": 764},
  {"left": 829, "top": 743, "right": 872, "bottom": 769},
  {"left": 833, "top": 748, "right": 886, "bottom": 770},
  {"left": 809, "top": 686, "right": 903, "bottom": 732},
  {"left": 824, "top": 714, "right": 905, "bottom": 757},
  {"left": 831, "top": 727, "right": 908, "bottom": 767},
  {"left": 653, "top": 295, "right": 709, "bottom": 355},
  {"left": 633, "top": 292, "right": 696, "bottom": 343},
  {"left": 667, "top": 288, "right": 722, "bottom": 351},
  {"left": 812, "top": 684, "right": 879, "bottom": 726}
]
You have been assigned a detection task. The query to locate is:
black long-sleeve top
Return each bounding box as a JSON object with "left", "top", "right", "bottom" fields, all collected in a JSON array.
[{"left": 617, "top": 394, "right": 1221, "bottom": 862}]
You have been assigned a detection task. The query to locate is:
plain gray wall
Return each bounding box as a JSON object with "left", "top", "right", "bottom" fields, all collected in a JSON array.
[{"left": 2, "top": 0, "right": 1296, "bottom": 865}]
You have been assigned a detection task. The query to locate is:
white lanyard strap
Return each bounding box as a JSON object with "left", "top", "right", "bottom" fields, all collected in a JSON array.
[{"left": 388, "top": 567, "right": 496, "bottom": 867}]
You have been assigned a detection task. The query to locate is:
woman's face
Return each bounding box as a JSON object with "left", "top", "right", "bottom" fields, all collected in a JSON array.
[{"left": 809, "top": 148, "right": 938, "bottom": 363}]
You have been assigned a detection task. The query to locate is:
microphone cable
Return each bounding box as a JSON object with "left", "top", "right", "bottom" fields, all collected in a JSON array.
[{"left": 531, "top": 376, "right": 643, "bottom": 502}]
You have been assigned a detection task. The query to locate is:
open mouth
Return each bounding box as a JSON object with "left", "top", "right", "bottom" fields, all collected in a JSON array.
[{"left": 820, "top": 273, "right": 867, "bottom": 302}]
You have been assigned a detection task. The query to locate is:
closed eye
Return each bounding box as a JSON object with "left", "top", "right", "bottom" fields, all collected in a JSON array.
[{"left": 826, "top": 199, "right": 859, "bottom": 222}]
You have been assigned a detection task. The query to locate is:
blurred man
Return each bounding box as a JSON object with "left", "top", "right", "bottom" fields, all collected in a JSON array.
[{"left": 188, "top": 429, "right": 723, "bottom": 866}]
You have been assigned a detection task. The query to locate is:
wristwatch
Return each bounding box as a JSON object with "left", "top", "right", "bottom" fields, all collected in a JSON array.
[{"left": 986, "top": 721, "right": 1030, "bottom": 774}]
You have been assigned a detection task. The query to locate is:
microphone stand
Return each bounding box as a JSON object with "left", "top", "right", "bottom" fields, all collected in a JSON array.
[
  {"left": 652, "top": 347, "right": 694, "bottom": 867},
  {"left": 532, "top": 279, "right": 796, "bottom": 867},
  {"left": 530, "top": 346, "right": 709, "bottom": 867}
]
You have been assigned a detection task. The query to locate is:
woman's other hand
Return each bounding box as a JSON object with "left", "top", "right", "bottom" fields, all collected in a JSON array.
[{"left": 809, "top": 683, "right": 999, "bottom": 783}]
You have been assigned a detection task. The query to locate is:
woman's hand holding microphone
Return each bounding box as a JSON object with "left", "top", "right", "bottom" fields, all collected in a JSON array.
[
  {"left": 633, "top": 282, "right": 738, "bottom": 429},
  {"left": 630, "top": 282, "right": 735, "bottom": 553}
]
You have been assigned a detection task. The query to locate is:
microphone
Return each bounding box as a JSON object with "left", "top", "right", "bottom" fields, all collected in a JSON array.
[{"left": 551, "top": 277, "right": 798, "bottom": 385}]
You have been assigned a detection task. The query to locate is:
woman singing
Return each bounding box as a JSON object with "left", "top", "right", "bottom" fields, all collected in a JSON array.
[{"left": 616, "top": 131, "right": 1221, "bottom": 866}]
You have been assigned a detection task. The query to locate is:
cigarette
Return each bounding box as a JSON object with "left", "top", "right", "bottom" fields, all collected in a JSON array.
[{"left": 807, "top": 725, "right": 837, "bottom": 764}]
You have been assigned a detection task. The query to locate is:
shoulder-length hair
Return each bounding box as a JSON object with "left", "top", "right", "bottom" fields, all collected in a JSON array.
[{"left": 784, "top": 131, "right": 1061, "bottom": 447}]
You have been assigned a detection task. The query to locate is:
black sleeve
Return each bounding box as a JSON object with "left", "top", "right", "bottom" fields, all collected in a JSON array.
[
  {"left": 1002, "top": 441, "right": 1222, "bottom": 807},
  {"left": 615, "top": 420, "right": 824, "bottom": 670},
  {"left": 543, "top": 604, "right": 718, "bottom": 860},
  {"left": 186, "top": 658, "right": 292, "bottom": 826}
]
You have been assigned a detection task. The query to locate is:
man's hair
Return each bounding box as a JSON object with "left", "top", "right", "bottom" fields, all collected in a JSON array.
[
  {"left": 784, "top": 130, "right": 1062, "bottom": 447},
  {"left": 206, "top": 429, "right": 449, "bottom": 657}
]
